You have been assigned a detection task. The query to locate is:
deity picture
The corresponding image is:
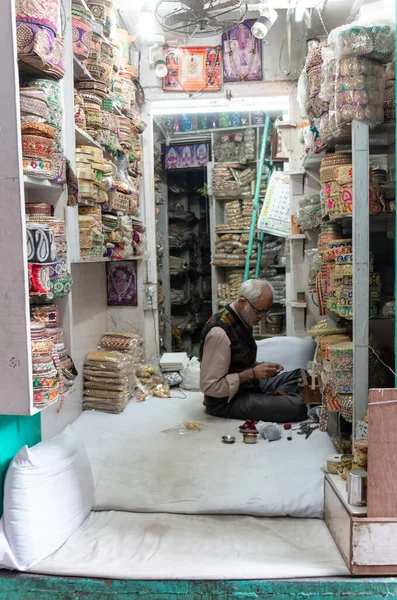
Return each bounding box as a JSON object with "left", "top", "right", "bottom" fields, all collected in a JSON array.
[
  {"left": 165, "top": 144, "right": 210, "bottom": 170},
  {"left": 222, "top": 20, "right": 263, "bottom": 82},
  {"left": 206, "top": 47, "right": 220, "bottom": 67},
  {"left": 196, "top": 144, "right": 209, "bottom": 167},
  {"left": 163, "top": 46, "right": 222, "bottom": 92},
  {"left": 106, "top": 261, "right": 137, "bottom": 306},
  {"left": 182, "top": 53, "right": 204, "bottom": 83}
]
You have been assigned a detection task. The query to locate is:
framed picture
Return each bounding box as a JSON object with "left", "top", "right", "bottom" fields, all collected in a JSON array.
[
  {"left": 222, "top": 20, "right": 263, "bottom": 83},
  {"left": 163, "top": 46, "right": 222, "bottom": 92},
  {"left": 106, "top": 261, "right": 137, "bottom": 306},
  {"left": 164, "top": 143, "right": 210, "bottom": 170},
  {"left": 272, "top": 128, "right": 289, "bottom": 162}
]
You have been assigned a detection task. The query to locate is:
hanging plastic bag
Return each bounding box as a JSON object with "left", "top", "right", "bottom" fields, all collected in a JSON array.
[{"left": 180, "top": 357, "right": 201, "bottom": 391}]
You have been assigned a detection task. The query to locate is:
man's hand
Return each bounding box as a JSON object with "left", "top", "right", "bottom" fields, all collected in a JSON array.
[{"left": 253, "top": 362, "right": 284, "bottom": 379}]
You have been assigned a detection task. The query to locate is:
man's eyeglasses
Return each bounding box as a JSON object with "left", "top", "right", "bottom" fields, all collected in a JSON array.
[{"left": 245, "top": 298, "right": 272, "bottom": 319}]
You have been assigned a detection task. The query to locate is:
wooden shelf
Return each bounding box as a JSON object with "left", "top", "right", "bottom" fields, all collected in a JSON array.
[
  {"left": 283, "top": 170, "right": 305, "bottom": 176},
  {"left": 24, "top": 176, "right": 65, "bottom": 191},
  {"left": 71, "top": 256, "right": 144, "bottom": 264},
  {"left": 288, "top": 234, "right": 306, "bottom": 240},
  {"left": 288, "top": 301, "right": 307, "bottom": 308},
  {"left": 75, "top": 126, "right": 103, "bottom": 150},
  {"left": 275, "top": 121, "right": 297, "bottom": 129},
  {"left": 325, "top": 472, "right": 367, "bottom": 517},
  {"left": 170, "top": 124, "right": 262, "bottom": 137},
  {"left": 72, "top": 0, "right": 96, "bottom": 17},
  {"left": 216, "top": 229, "right": 251, "bottom": 234},
  {"left": 78, "top": 199, "right": 102, "bottom": 208},
  {"left": 73, "top": 55, "right": 94, "bottom": 81},
  {"left": 302, "top": 150, "right": 325, "bottom": 169},
  {"left": 255, "top": 332, "right": 286, "bottom": 339}
]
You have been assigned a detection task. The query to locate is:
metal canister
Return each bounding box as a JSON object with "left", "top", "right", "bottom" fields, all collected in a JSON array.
[{"left": 347, "top": 470, "right": 367, "bottom": 507}]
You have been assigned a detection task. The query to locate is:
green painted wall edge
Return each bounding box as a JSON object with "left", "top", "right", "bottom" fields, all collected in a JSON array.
[
  {"left": 1, "top": 575, "right": 397, "bottom": 599},
  {"left": 0, "top": 415, "right": 41, "bottom": 515}
]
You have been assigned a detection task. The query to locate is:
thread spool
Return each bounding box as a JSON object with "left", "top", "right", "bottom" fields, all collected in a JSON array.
[
  {"left": 353, "top": 438, "right": 368, "bottom": 471},
  {"left": 326, "top": 454, "right": 343, "bottom": 474},
  {"left": 337, "top": 453, "right": 353, "bottom": 480}
]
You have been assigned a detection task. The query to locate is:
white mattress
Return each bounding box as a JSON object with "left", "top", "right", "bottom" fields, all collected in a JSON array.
[
  {"left": 31, "top": 511, "right": 349, "bottom": 580},
  {"left": 72, "top": 392, "right": 335, "bottom": 518}
]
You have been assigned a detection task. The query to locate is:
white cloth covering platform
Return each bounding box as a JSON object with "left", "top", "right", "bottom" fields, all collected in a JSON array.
[
  {"left": 71, "top": 392, "right": 336, "bottom": 518},
  {"left": 31, "top": 512, "right": 349, "bottom": 580}
]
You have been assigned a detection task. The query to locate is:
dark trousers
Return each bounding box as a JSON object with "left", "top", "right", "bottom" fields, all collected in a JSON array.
[{"left": 206, "top": 369, "right": 307, "bottom": 423}]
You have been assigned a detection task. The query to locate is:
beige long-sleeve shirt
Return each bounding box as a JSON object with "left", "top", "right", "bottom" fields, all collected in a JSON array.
[{"left": 200, "top": 327, "right": 244, "bottom": 401}]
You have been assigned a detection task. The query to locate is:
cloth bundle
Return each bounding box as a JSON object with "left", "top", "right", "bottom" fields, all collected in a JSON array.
[
  {"left": 74, "top": 91, "right": 87, "bottom": 130},
  {"left": 326, "top": 20, "right": 395, "bottom": 132},
  {"left": 78, "top": 208, "right": 104, "bottom": 259},
  {"left": 83, "top": 350, "right": 136, "bottom": 414},
  {"left": 24, "top": 79, "right": 64, "bottom": 162},
  {"left": 76, "top": 146, "right": 106, "bottom": 205},
  {"left": 219, "top": 199, "right": 254, "bottom": 230},
  {"left": 217, "top": 269, "right": 255, "bottom": 306},
  {"left": 213, "top": 129, "right": 255, "bottom": 163},
  {"left": 215, "top": 232, "right": 253, "bottom": 259},
  {"left": 98, "top": 331, "right": 144, "bottom": 365},
  {"left": 16, "top": 0, "right": 65, "bottom": 79},
  {"left": 328, "top": 22, "right": 395, "bottom": 64},
  {"left": 320, "top": 153, "right": 384, "bottom": 220},
  {"left": 322, "top": 237, "right": 380, "bottom": 319},
  {"left": 72, "top": 3, "right": 93, "bottom": 62},
  {"left": 103, "top": 215, "right": 144, "bottom": 260},
  {"left": 30, "top": 310, "right": 76, "bottom": 409},
  {"left": 135, "top": 366, "right": 170, "bottom": 402},
  {"left": 20, "top": 88, "right": 58, "bottom": 180},
  {"left": 212, "top": 166, "right": 255, "bottom": 200},
  {"left": 26, "top": 215, "right": 72, "bottom": 299},
  {"left": 384, "top": 63, "right": 395, "bottom": 122},
  {"left": 330, "top": 56, "right": 385, "bottom": 128},
  {"left": 30, "top": 320, "right": 60, "bottom": 409}
]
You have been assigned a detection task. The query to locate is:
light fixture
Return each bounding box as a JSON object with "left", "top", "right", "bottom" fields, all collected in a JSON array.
[
  {"left": 149, "top": 44, "right": 168, "bottom": 78},
  {"left": 138, "top": 2, "right": 155, "bottom": 41},
  {"left": 295, "top": 2, "right": 305, "bottom": 22},
  {"left": 251, "top": 6, "right": 278, "bottom": 40},
  {"left": 153, "top": 51, "right": 168, "bottom": 78}
]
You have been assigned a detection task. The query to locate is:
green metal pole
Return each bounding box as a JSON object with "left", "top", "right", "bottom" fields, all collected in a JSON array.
[
  {"left": 244, "top": 115, "right": 271, "bottom": 281},
  {"left": 255, "top": 231, "right": 265, "bottom": 278}
]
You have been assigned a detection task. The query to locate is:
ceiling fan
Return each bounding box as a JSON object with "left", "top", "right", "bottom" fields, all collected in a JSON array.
[{"left": 154, "top": 0, "right": 257, "bottom": 37}]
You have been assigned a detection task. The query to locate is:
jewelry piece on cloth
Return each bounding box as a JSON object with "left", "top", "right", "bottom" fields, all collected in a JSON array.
[{"left": 106, "top": 261, "right": 137, "bottom": 306}]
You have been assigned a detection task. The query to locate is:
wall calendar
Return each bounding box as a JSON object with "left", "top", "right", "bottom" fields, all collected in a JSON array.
[{"left": 257, "top": 172, "right": 291, "bottom": 237}]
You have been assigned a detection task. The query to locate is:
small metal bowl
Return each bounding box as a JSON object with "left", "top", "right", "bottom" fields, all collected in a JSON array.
[
  {"left": 222, "top": 435, "right": 236, "bottom": 444},
  {"left": 243, "top": 433, "right": 258, "bottom": 444}
]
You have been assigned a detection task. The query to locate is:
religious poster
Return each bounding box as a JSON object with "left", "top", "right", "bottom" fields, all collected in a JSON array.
[
  {"left": 257, "top": 172, "right": 291, "bottom": 237},
  {"left": 163, "top": 46, "right": 222, "bottom": 92},
  {"left": 164, "top": 144, "right": 209, "bottom": 170},
  {"left": 106, "top": 261, "right": 137, "bottom": 306},
  {"left": 222, "top": 20, "right": 263, "bottom": 83}
]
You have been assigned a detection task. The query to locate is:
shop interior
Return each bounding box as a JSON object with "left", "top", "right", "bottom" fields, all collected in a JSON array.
[{"left": 0, "top": 0, "right": 396, "bottom": 592}]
